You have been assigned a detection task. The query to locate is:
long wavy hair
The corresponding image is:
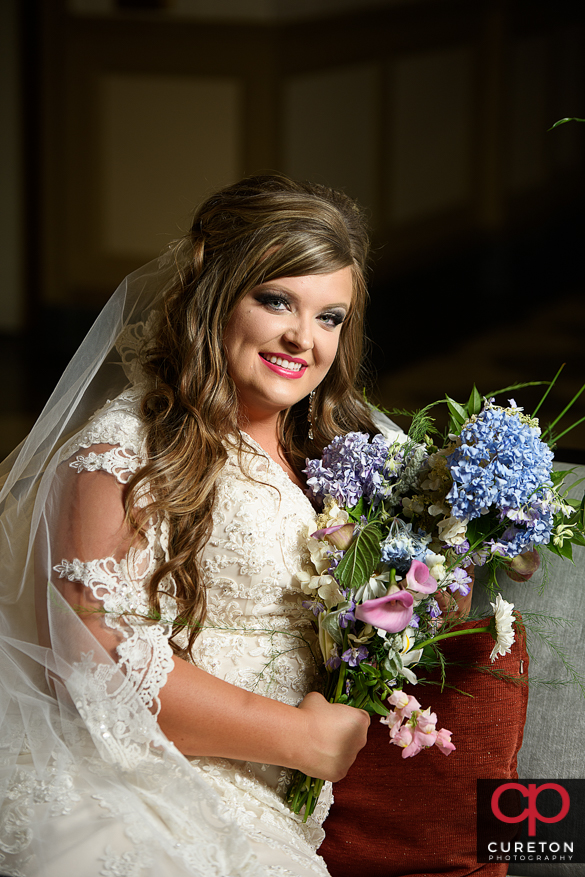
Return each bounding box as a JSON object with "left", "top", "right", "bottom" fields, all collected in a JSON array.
[{"left": 126, "top": 173, "right": 380, "bottom": 658}]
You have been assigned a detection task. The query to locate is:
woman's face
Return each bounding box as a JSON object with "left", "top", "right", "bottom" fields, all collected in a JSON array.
[{"left": 223, "top": 266, "right": 353, "bottom": 422}]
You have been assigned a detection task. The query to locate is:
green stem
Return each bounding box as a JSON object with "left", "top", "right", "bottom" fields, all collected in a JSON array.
[
  {"left": 548, "top": 413, "right": 585, "bottom": 444},
  {"left": 415, "top": 626, "right": 490, "bottom": 651},
  {"left": 542, "top": 381, "right": 585, "bottom": 440},
  {"left": 334, "top": 659, "right": 347, "bottom": 702},
  {"left": 532, "top": 364, "right": 564, "bottom": 417}
]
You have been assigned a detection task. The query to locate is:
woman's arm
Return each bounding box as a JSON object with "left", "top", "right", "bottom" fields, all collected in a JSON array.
[{"left": 159, "top": 657, "right": 369, "bottom": 782}]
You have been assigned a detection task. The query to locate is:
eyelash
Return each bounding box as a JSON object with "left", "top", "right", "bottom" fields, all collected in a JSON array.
[{"left": 254, "top": 292, "right": 346, "bottom": 328}]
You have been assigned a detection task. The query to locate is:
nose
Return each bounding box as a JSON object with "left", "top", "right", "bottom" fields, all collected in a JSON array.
[{"left": 282, "top": 316, "right": 314, "bottom": 352}]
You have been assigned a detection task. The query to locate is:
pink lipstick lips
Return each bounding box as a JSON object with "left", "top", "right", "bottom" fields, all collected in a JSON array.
[{"left": 259, "top": 352, "right": 307, "bottom": 379}]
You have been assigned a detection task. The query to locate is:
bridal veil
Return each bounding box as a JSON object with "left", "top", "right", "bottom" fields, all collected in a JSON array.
[{"left": 0, "top": 247, "right": 263, "bottom": 876}]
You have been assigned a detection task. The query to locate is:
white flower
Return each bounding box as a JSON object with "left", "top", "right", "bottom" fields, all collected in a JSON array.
[
  {"left": 315, "top": 576, "right": 344, "bottom": 607},
  {"left": 306, "top": 536, "right": 332, "bottom": 574},
  {"left": 297, "top": 571, "right": 343, "bottom": 608},
  {"left": 316, "top": 497, "right": 349, "bottom": 530},
  {"left": 402, "top": 496, "right": 424, "bottom": 517},
  {"left": 437, "top": 515, "right": 468, "bottom": 546},
  {"left": 489, "top": 594, "right": 515, "bottom": 662},
  {"left": 400, "top": 631, "right": 423, "bottom": 684},
  {"left": 354, "top": 571, "right": 389, "bottom": 602},
  {"left": 425, "top": 551, "right": 446, "bottom": 583}
]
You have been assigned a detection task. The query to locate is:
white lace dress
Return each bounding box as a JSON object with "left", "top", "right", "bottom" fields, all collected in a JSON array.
[{"left": 0, "top": 388, "right": 332, "bottom": 877}]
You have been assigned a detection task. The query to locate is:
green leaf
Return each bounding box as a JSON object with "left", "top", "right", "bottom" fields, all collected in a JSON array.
[
  {"left": 359, "top": 662, "right": 381, "bottom": 682},
  {"left": 548, "top": 540, "right": 574, "bottom": 561},
  {"left": 446, "top": 395, "right": 467, "bottom": 424},
  {"left": 467, "top": 385, "right": 483, "bottom": 417},
  {"left": 369, "top": 694, "right": 391, "bottom": 716},
  {"left": 335, "top": 523, "right": 382, "bottom": 591},
  {"left": 347, "top": 496, "right": 366, "bottom": 523},
  {"left": 550, "top": 469, "right": 569, "bottom": 487},
  {"left": 548, "top": 117, "right": 585, "bottom": 130}
]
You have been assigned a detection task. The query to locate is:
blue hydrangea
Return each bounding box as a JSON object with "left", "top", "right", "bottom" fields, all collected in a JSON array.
[
  {"left": 489, "top": 495, "right": 556, "bottom": 558},
  {"left": 304, "top": 432, "right": 392, "bottom": 507},
  {"left": 446, "top": 401, "right": 555, "bottom": 557},
  {"left": 380, "top": 519, "right": 429, "bottom": 574},
  {"left": 447, "top": 403, "right": 553, "bottom": 518}
]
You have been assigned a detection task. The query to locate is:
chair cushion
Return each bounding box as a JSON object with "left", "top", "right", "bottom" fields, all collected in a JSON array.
[{"left": 320, "top": 616, "right": 529, "bottom": 877}]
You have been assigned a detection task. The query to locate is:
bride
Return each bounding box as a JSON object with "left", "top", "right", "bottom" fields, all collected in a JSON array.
[{"left": 0, "top": 173, "right": 399, "bottom": 876}]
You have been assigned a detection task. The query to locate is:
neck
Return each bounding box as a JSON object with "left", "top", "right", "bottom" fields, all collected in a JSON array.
[
  {"left": 238, "top": 409, "right": 305, "bottom": 491},
  {"left": 242, "top": 422, "right": 280, "bottom": 457}
]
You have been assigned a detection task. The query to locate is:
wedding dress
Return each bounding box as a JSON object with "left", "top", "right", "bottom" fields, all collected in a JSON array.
[
  {"left": 0, "top": 252, "right": 334, "bottom": 877},
  {"left": 0, "top": 382, "right": 332, "bottom": 877}
]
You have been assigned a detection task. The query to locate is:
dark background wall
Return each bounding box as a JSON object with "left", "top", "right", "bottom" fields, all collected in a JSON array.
[{"left": 1, "top": 0, "right": 584, "bottom": 461}]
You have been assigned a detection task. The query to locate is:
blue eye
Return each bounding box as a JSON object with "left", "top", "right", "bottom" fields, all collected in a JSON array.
[
  {"left": 255, "top": 292, "right": 290, "bottom": 311},
  {"left": 320, "top": 311, "right": 345, "bottom": 328}
]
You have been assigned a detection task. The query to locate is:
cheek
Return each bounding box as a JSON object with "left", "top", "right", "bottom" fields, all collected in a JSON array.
[{"left": 322, "top": 334, "right": 342, "bottom": 369}]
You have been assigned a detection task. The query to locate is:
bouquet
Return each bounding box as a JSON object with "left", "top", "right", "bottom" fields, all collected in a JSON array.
[{"left": 287, "top": 379, "right": 585, "bottom": 820}]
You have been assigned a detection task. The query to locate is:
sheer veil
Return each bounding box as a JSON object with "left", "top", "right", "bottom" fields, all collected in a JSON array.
[{"left": 0, "top": 247, "right": 263, "bottom": 876}]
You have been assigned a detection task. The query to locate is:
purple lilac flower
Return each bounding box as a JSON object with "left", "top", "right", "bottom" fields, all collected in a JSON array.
[
  {"left": 304, "top": 432, "right": 393, "bottom": 507},
  {"left": 341, "top": 645, "right": 369, "bottom": 667},
  {"left": 453, "top": 540, "right": 471, "bottom": 555},
  {"left": 302, "top": 600, "right": 326, "bottom": 616},
  {"left": 448, "top": 567, "right": 472, "bottom": 596},
  {"left": 339, "top": 601, "right": 356, "bottom": 629},
  {"left": 489, "top": 495, "right": 555, "bottom": 558},
  {"left": 325, "top": 646, "right": 341, "bottom": 670},
  {"left": 426, "top": 599, "right": 442, "bottom": 619}
]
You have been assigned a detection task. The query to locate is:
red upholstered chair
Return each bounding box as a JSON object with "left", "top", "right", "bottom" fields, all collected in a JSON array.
[{"left": 320, "top": 616, "right": 529, "bottom": 877}]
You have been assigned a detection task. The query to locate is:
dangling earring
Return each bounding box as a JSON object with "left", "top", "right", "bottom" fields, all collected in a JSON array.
[{"left": 308, "top": 390, "right": 315, "bottom": 440}]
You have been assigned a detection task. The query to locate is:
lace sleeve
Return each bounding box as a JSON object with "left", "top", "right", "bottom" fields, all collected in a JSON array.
[{"left": 38, "top": 442, "right": 177, "bottom": 755}]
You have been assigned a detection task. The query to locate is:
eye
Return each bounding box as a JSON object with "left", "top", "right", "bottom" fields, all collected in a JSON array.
[
  {"left": 254, "top": 291, "right": 290, "bottom": 312},
  {"left": 319, "top": 310, "right": 346, "bottom": 328}
]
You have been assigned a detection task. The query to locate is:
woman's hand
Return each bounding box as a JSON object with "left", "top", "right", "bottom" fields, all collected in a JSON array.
[
  {"left": 295, "top": 691, "right": 370, "bottom": 782},
  {"left": 436, "top": 565, "right": 475, "bottom": 622}
]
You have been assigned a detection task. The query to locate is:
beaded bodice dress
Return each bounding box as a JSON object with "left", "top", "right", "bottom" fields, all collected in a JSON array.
[{"left": 0, "top": 388, "right": 332, "bottom": 877}]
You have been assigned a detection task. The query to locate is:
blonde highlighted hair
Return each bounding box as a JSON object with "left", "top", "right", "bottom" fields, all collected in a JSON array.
[{"left": 126, "top": 173, "right": 379, "bottom": 657}]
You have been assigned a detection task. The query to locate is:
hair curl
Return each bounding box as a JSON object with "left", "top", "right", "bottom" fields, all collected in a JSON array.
[{"left": 126, "top": 173, "right": 379, "bottom": 658}]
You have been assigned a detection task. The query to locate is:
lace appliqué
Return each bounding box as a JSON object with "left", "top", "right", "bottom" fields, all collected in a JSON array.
[{"left": 68, "top": 447, "right": 142, "bottom": 483}]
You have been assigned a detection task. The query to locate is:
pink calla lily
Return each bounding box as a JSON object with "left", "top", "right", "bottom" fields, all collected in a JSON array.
[
  {"left": 355, "top": 590, "right": 414, "bottom": 632},
  {"left": 405, "top": 559, "right": 438, "bottom": 594},
  {"left": 311, "top": 523, "right": 355, "bottom": 550}
]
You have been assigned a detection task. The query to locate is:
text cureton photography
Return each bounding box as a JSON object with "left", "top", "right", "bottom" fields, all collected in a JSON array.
[{"left": 486, "top": 841, "right": 575, "bottom": 864}]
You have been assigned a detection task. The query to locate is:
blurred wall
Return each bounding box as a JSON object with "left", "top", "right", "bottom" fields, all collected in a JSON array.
[
  {"left": 1, "top": 0, "right": 584, "bottom": 459},
  {"left": 14, "top": 0, "right": 585, "bottom": 311}
]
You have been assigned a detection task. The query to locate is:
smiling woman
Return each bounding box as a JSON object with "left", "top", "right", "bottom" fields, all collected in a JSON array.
[{"left": 0, "top": 173, "right": 395, "bottom": 877}]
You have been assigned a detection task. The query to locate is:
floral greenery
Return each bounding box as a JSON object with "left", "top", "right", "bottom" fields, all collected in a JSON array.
[{"left": 287, "top": 373, "right": 585, "bottom": 820}]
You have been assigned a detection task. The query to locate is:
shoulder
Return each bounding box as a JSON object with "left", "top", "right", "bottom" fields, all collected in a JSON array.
[{"left": 59, "top": 387, "right": 147, "bottom": 471}]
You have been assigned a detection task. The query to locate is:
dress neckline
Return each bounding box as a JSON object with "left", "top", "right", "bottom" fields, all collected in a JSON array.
[{"left": 238, "top": 430, "right": 317, "bottom": 515}]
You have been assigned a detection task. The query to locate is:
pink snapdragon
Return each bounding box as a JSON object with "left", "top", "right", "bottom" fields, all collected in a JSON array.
[
  {"left": 435, "top": 727, "right": 456, "bottom": 754},
  {"left": 382, "top": 692, "right": 455, "bottom": 759}
]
